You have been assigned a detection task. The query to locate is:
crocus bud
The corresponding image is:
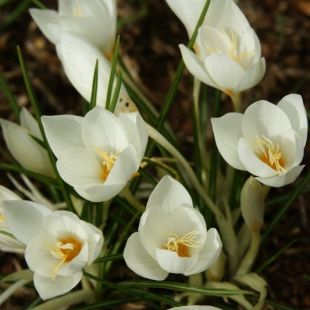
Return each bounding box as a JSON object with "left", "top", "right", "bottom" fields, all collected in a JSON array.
[{"left": 240, "top": 177, "right": 265, "bottom": 231}]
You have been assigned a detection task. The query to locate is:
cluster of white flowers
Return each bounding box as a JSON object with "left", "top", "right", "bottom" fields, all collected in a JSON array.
[{"left": 0, "top": 0, "right": 307, "bottom": 309}]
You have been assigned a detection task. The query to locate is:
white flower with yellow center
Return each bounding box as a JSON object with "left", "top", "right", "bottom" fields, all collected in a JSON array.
[
  {"left": 211, "top": 94, "right": 308, "bottom": 187},
  {"left": 124, "top": 176, "right": 222, "bottom": 280},
  {"left": 167, "top": 0, "right": 265, "bottom": 99},
  {"left": 0, "top": 186, "right": 25, "bottom": 254},
  {"left": 2, "top": 200, "right": 103, "bottom": 300},
  {"left": 42, "top": 107, "right": 148, "bottom": 202},
  {"left": 55, "top": 32, "right": 138, "bottom": 114},
  {"left": 0, "top": 108, "right": 55, "bottom": 177},
  {"left": 29, "top": 0, "right": 116, "bottom": 58}
]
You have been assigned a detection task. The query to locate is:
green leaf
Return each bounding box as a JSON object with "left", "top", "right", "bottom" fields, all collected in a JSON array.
[
  {"left": 256, "top": 239, "right": 297, "bottom": 273},
  {"left": 262, "top": 169, "right": 310, "bottom": 241},
  {"left": 106, "top": 35, "right": 120, "bottom": 111},
  {"left": 119, "top": 280, "right": 251, "bottom": 297},
  {"left": 0, "top": 71, "right": 20, "bottom": 119},
  {"left": 89, "top": 59, "right": 99, "bottom": 112}
]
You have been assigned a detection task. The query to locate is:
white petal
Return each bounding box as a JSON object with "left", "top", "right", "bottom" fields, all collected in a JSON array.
[
  {"left": 184, "top": 228, "right": 222, "bottom": 275},
  {"left": 0, "top": 235, "right": 25, "bottom": 254},
  {"left": 75, "top": 182, "right": 126, "bottom": 202},
  {"left": 165, "top": 0, "right": 207, "bottom": 36},
  {"left": 255, "top": 165, "right": 304, "bottom": 187},
  {"left": 79, "top": 220, "right": 104, "bottom": 264},
  {"left": 118, "top": 112, "right": 148, "bottom": 162},
  {"left": 42, "top": 115, "right": 84, "bottom": 158},
  {"left": 211, "top": 114, "right": 245, "bottom": 170},
  {"left": 277, "top": 94, "right": 308, "bottom": 147},
  {"left": 29, "top": 9, "right": 59, "bottom": 44},
  {"left": 235, "top": 58, "right": 266, "bottom": 93},
  {"left": 105, "top": 144, "right": 139, "bottom": 185},
  {"left": 57, "top": 147, "right": 102, "bottom": 187},
  {"left": 0, "top": 185, "right": 21, "bottom": 202},
  {"left": 56, "top": 32, "right": 113, "bottom": 106},
  {"left": 146, "top": 175, "right": 193, "bottom": 211},
  {"left": 139, "top": 207, "right": 174, "bottom": 258},
  {"left": 2, "top": 200, "right": 51, "bottom": 245},
  {"left": 33, "top": 272, "right": 82, "bottom": 300},
  {"left": 238, "top": 138, "right": 277, "bottom": 177},
  {"left": 124, "top": 232, "right": 168, "bottom": 281},
  {"left": 204, "top": 53, "right": 244, "bottom": 92},
  {"left": 179, "top": 45, "right": 218, "bottom": 89},
  {"left": 242, "top": 101, "right": 292, "bottom": 142},
  {"left": 82, "top": 107, "right": 128, "bottom": 153},
  {"left": 280, "top": 129, "right": 303, "bottom": 170},
  {"left": 20, "top": 108, "right": 41, "bottom": 139},
  {"left": 156, "top": 249, "right": 198, "bottom": 274}
]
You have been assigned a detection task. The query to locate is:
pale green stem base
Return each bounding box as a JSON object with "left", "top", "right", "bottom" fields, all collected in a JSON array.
[
  {"left": 235, "top": 230, "right": 261, "bottom": 277},
  {"left": 120, "top": 186, "right": 144, "bottom": 212},
  {"left": 32, "top": 290, "right": 95, "bottom": 310}
]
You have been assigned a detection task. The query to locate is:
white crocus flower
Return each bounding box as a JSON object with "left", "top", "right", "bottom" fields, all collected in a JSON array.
[
  {"left": 29, "top": 0, "right": 116, "bottom": 58},
  {"left": 0, "top": 186, "right": 25, "bottom": 253},
  {"left": 211, "top": 94, "right": 308, "bottom": 187},
  {"left": 2, "top": 200, "right": 104, "bottom": 300},
  {"left": 0, "top": 108, "right": 54, "bottom": 177},
  {"left": 56, "top": 32, "right": 137, "bottom": 114},
  {"left": 41, "top": 107, "right": 148, "bottom": 202},
  {"left": 124, "top": 176, "right": 222, "bottom": 280},
  {"left": 167, "top": 0, "right": 265, "bottom": 102}
]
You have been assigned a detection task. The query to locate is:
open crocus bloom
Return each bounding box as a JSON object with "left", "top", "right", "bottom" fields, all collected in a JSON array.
[
  {"left": 2, "top": 200, "right": 104, "bottom": 300},
  {"left": 178, "top": 0, "right": 265, "bottom": 100},
  {"left": 0, "top": 186, "right": 25, "bottom": 253},
  {"left": 29, "top": 0, "right": 116, "bottom": 58},
  {"left": 0, "top": 108, "right": 54, "bottom": 177},
  {"left": 42, "top": 107, "right": 148, "bottom": 202},
  {"left": 56, "top": 32, "right": 138, "bottom": 114},
  {"left": 211, "top": 94, "right": 308, "bottom": 187},
  {"left": 124, "top": 176, "right": 222, "bottom": 280}
]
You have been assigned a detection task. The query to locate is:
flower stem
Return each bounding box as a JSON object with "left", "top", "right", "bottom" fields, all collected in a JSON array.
[
  {"left": 120, "top": 186, "right": 144, "bottom": 212},
  {"left": 235, "top": 230, "right": 261, "bottom": 277}
]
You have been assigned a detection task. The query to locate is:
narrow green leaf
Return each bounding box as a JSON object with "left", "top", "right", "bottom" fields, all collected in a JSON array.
[
  {"left": 89, "top": 59, "right": 99, "bottom": 111},
  {"left": 106, "top": 35, "right": 120, "bottom": 110},
  {"left": 138, "top": 167, "right": 157, "bottom": 187},
  {"left": 17, "top": 46, "right": 75, "bottom": 213},
  {"left": 256, "top": 239, "right": 297, "bottom": 273},
  {"left": 1, "top": 0, "right": 32, "bottom": 30},
  {"left": 262, "top": 170, "right": 310, "bottom": 241},
  {"left": 0, "top": 230, "right": 16, "bottom": 240},
  {"left": 119, "top": 280, "right": 251, "bottom": 297},
  {"left": 0, "top": 71, "right": 20, "bottom": 119},
  {"left": 0, "top": 162, "right": 58, "bottom": 186},
  {"left": 117, "top": 0, "right": 148, "bottom": 29},
  {"left": 109, "top": 70, "right": 122, "bottom": 113},
  {"left": 94, "top": 253, "right": 123, "bottom": 264}
]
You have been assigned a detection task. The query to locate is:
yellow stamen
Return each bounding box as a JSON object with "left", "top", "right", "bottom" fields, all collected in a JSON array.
[
  {"left": 206, "top": 29, "right": 254, "bottom": 66},
  {"left": 73, "top": 5, "right": 83, "bottom": 17},
  {"left": 254, "top": 135, "right": 286, "bottom": 174},
  {"left": 45, "top": 236, "right": 82, "bottom": 281},
  {"left": 0, "top": 215, "right": 5, "bottom": 224},
  {"left": 163, "top": 230, "right": 201, "bottom": 258},
  {"left": 92, "top": 147, "right": 119, "bottom": 181}
]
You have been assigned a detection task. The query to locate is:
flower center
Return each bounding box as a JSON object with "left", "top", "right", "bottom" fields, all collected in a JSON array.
[
  {"left": 92, "top": 147, "right": 119, "bottom": 181},
  {"left": 206, "top": 29, "right": 254, "bottom": 67},
  {"left": 255, "top": 135, "right": 285, "bottom": 174},
  {"left": 46, "top": 236, "right": 83, "bottom": 280},
  {"left": 0, "top": 214, "right": 6, "bottom": 225},
  {"left": 163, "top": 230, "right": 201, "bottom": 258},
  {"left": 73, "top": 6, "right": 83, "bottom": 17}
]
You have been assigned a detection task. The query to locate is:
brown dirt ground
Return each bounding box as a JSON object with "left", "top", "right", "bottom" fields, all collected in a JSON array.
[{"left": 1, "top": 0, "right": 310, "bottom": 309}]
